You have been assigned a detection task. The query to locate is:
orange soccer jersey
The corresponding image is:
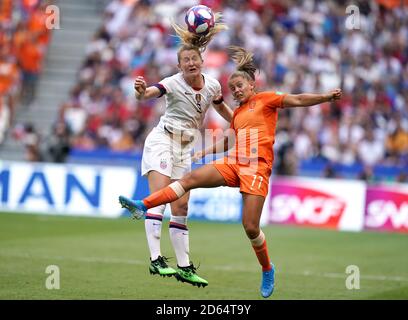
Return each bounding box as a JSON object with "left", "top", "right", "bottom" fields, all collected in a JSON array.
[{"left": 212, "top": 91, "right": 286, "bottom": 197}]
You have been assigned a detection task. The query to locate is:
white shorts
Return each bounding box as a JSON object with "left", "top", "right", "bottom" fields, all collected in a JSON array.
[{"left": 141, "top": 127, "right": 193, "bottom": 180}]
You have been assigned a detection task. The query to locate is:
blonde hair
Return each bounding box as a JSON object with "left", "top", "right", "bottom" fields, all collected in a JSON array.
[
  {"left": 173, "top": 12, "right": 228, "bottom": 62},
  {"left": 228, "top": 46, "right": 257, "bottom": 82}
]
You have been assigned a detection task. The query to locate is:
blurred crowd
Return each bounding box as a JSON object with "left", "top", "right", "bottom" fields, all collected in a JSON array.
[
  {"left": 0, "top": 0, "right": 52, "bottom": 145},
  {"left": 3, "top": 0, "right": 408, "bottom": 180}
]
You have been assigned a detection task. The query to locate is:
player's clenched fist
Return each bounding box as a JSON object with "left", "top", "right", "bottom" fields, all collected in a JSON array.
[
  {"left": 327, "top": 88, "right": 342, "bottom": 101},
  {"left": 134, "top": 76, "right": 147, "bottom": 100}
]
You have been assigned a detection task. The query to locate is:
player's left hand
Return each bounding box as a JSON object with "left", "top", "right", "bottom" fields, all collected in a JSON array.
[{"left": 192, "top": 150, "right": 204, "bottom": 163}]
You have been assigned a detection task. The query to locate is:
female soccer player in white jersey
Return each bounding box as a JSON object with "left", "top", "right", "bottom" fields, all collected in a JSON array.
[{"left": 120, "top": 18, "right": 232, "bottom": 287}]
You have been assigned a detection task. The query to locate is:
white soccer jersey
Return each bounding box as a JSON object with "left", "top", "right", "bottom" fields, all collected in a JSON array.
[{"left": 155, "top": 72, "right": 222, "bottom": 136}]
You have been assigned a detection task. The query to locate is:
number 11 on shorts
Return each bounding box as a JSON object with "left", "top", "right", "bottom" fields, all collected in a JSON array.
[{"left": 250, "top": 175, "right": 263, "bottom": 190}]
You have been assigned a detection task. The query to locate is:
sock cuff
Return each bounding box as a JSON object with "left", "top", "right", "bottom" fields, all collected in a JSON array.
[
  {"left": 169, "top": 215, "right": 188, "bottom": 230},
  {"left": 146, "top": 212, "right": 163, "bottom": 221},
  {"left": 169, "top": 221, "right": 188, "bottom": 231},
  {"left": 169, "top": 181, "right": 186, "bottom": 198},
  {"left": 250, "top": 230, "right": 265, "bottom": 247}
]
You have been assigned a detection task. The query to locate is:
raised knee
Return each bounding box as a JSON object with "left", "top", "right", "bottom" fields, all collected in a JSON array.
[
  {"left": 181, "top": 171, "right": 199, "bottom": 188},
  {"left": 179, "top": 175, "right": 191, "bottom": 190}
]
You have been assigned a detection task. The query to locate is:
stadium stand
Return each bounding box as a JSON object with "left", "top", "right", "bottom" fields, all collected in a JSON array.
[
  {"left": 0, "top": 0, "right": 53, "bottom": 144},
  {"left": 0, "top": 0, "right": 106, "bottom": 160},
  {"left": 0, "top": 0, "right": 407, "bottom": 181}
]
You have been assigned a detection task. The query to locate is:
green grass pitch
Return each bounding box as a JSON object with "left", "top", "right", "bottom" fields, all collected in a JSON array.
[{"left": 0, "top": 212, "right": 407, "bottom": 299}]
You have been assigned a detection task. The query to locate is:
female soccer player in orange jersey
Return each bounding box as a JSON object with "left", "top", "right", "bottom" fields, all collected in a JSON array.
[{"left": 119, "top": 46, "right": 342, "bottom": 298}]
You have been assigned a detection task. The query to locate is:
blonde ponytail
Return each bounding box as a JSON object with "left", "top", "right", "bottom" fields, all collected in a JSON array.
[
  {"left": 228, "top": 46, "right": 257, "bottom": 82},
  {"left": 173, "top": 12, "right": 227, "bottom": 55}
]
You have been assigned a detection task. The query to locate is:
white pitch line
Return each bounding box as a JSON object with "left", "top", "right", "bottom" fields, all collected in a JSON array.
[
  {"left": 0, "top": 252, "right": 145, "bottom": 266},
  {"left": 1, "top": 252, "right": 408, "bottom": 283}
]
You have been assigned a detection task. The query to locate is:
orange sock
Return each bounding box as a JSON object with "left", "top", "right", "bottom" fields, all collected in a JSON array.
[
  {"left": 252, "top": 240, "right": 272, "bottom": 271},
  {"left": 143, "top": 185, "right": 180, "bottom": 209}
]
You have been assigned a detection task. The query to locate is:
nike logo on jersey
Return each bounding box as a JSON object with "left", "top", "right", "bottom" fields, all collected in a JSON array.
[{"left": 184, "top": 92, "right": 193, "bottom": 95}]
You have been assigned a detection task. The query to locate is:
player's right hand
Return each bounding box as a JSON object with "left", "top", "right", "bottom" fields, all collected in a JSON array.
[{"left": 134, "top": 76, "right": 146, "bottom": 99}]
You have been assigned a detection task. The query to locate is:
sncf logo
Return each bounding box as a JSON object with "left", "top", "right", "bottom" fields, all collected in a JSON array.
[
  {"left": 365, "top": 190, "right": 408, "bottom": 231},
  {"left": 269, "top": 186, "right": 346, "bottom": 228}
]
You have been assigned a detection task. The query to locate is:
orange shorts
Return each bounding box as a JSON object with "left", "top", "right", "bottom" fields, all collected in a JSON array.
[{"left": 211, "top": 157, "right": 272, "bottom": 197}]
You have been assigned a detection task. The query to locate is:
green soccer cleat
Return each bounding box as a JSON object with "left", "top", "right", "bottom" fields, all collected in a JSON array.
[
  {"left": 149, "top": 256, "right": 177, "bottom": 277},
  {"left": 175, "top": 263, "right": 208, "bottom": 288}
]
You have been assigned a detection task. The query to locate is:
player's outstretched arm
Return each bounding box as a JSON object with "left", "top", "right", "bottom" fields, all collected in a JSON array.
[
  {"left": 192, "top": 135, "right": 234, "bottom": 162},
  {"left": 282, "top": 88, "right": 342, "bottom": 108},
  {"left": 212, "top": 99, "right": 233, "bottom": 122},
  {"left": 134, "top": 76, "right": 161, "bottom": 100}
]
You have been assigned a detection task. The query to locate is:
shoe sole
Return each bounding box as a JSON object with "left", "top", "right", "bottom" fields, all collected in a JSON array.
[
  {"left": 149, "top": 268, "right": 176, "bottom": 278},
  {"left": 118, "top": 197, "right": 144, "bottom": 220},
  {"left": 174, "top": 273, "right": 208, "bottom": 288},
  {"left": 261, "top": 287, "right": 274, "bottom": 298}
]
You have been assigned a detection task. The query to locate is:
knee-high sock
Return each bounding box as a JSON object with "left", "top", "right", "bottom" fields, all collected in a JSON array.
[
  {"left": 143, "top": 182, "right": 186, "bottom": 209},
  {"left": 250, "top": 231, "right": 272, "bottom": 271},
  {"left": 145, "top": 205, "right": 166, "bottom": 261},
  {"left": 169, "top": 215, "right": 190, "bottom": 267}
]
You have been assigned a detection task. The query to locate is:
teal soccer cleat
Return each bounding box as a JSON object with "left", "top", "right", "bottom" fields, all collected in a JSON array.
[
  {"left": 118, "top": 195, "right": 147, "bottom": 220},
  {"left": 260, "top": 263, "right": 275, "bottom": 298}
]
